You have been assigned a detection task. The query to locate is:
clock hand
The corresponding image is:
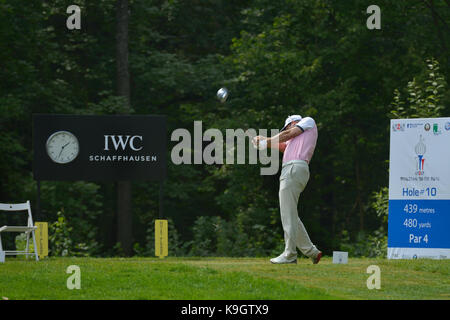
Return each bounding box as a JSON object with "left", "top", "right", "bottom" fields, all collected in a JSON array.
[
  {"left": 57, "top": 142, "right": 71, "bottom": 159},
  {"left": 58, "top": 147, "right": 64, "bottom": 159}
]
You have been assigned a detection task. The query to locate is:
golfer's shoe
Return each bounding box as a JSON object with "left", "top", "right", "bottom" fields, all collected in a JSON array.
[
  {"left": 311, "top": 251, "right": 322, "bottom": 264},
  {"left": 270, "top": 254, "right": 297, "bottom": 264}
]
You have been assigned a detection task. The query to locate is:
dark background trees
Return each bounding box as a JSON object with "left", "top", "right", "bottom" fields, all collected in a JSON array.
[{"left": 1, "top": 0, "right": 449, "bottom": 257}]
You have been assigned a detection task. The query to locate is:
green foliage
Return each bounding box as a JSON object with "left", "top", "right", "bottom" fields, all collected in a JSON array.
[
  {"left": 35, "top": 181, "right": 103, "bottom": 256},
  {"left": 49, "top": 210, "right": 75, "bottom": 256},
  {"left": 340, "top": 188, "right": 388, "bottom": 258},
  {"left": 188, "top": 216, "right": 221, "bottom": 256},
  {"left": 341, "top": 186, "right": 389, "bottom": 258},
  {"left": 340, "top": 187, "right": 388, "bottom": 258},
  {"left": 187, "top": 212, "right": 283, "bottom": 257},
  {"left": 14, "top": 233, "right": 35, "bottom": 260},
  {"left": 371, "top": 187, "right": 389, "bottom": 225},
  {"left": 112, "top": 242, "right": 125, "bottom": 257},
  {"left": 49, "top": 209, "right": 93, "bottom": 257},
  {"left": 389, "top": 58, "right": 447, "bottom": 119},
  {"left": 340, "top": 229, "right": 387, "bottom": 258},
  {"left": 87, "top": 95, "right": 134, "bottom": 115}
]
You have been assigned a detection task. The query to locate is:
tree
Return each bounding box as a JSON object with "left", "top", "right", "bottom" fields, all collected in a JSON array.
[{"left": 116, "top": 0, "right": 133, "bottom": 256}]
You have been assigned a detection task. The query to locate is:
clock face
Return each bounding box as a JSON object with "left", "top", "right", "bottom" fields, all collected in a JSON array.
[{"left": 46, "top": 131, "right": 79, "bottom": 164}]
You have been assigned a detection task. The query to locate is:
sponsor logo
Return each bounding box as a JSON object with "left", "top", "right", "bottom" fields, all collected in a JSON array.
[
  {"left": 103, "top": 135, "right": 143, "bottom": 151},
  {"left": 89, "top": 135, "right": 157, "bottom": 163},
  {"left": 433, "top": 123, "right": 442, "bottom": 135},
  {"left": 392, "top": 123, "right": 405, "bottom": 132},
  {"left": 407, "top": 123, "right": 423, "bottom": 129},
  {"left": 445, "top": 122, "right": 450, "bottom": 131},
  {"left": 424, "top": 123, "right": 431, "bottom": 131}
]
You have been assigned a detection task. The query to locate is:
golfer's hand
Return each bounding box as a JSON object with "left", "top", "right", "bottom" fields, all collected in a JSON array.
[
  {"left": 252, "top": 136, "right": 268, "bottom": 150},
  {"left": 252, "top": 136, "right": 263, "bottom": 147},
  {"left": 254, "top": 136, "right": 266, "bottom": 143}
]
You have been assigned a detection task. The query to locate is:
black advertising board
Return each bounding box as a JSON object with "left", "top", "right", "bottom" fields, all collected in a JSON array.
[{"left": 33, "top": 114, "right": 167, "bottom": 181}]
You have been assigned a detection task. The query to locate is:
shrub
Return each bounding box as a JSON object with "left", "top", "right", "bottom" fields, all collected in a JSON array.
[{"left": 49, "top": 210, "right": 95, "bottom": 257}]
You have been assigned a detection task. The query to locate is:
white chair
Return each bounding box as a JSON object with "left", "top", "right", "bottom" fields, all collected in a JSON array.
[{"left": 0, "top": 201, "right": 39, "bottom": 261}]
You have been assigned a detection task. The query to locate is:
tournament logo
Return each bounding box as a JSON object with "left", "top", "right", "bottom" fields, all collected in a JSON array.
[
  {"left": 414, "top": 135, "right": 426, "bottom": 176},
  {"left": 424, "top": 123, "right": 431, "bottom": 131}
]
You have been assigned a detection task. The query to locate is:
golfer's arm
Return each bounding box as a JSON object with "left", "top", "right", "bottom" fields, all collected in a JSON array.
[
  {"left": 267, "top": 127, "right": 302, "bottom": 147},
  {"left": 267, "top": 141, "right": 287, "bottom": 151}
]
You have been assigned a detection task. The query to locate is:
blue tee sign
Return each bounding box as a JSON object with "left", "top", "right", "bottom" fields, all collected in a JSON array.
[{"left": 388, "top": 118, "right": 450, "bottom": 259}]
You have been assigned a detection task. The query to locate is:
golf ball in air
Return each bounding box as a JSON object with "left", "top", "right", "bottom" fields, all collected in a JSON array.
[{"left": 217, "top": 87, "right": 229, "bottom": 102}]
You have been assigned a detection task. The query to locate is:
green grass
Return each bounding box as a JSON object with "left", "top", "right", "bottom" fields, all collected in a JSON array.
[{"left": 0, "top": 256, "right": 449, "bottom": 300}]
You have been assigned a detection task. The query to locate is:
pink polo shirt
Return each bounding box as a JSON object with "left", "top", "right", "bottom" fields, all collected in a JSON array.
[{"left": 282, "top": 117, "right": 318, "bottom": 164}]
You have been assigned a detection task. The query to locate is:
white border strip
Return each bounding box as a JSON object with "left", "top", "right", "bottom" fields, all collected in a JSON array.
[{"left": 388, "top": 247, "right": 450, "bottom": 259}]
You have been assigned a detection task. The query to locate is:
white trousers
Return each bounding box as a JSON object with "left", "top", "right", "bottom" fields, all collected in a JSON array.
[{"left": 279, "top": 160, "right": 319, "bottom": 258}]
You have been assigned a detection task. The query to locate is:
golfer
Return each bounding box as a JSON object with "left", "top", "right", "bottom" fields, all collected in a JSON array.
[{"left": 255, "top": 115, "right": 322, "bottom": 264}]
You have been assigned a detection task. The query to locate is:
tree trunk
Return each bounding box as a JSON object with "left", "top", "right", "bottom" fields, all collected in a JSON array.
[
  {"left": 116, "top": 0, "right": 132, "bottom": 256},
  {"left": 353, "top": 132, "right": 364, "bottom": 233},
  {"left": 426, "top": 0, "right": 448, "bottom": 53},
  {"left": 355, "top": 158, "right": 364, "bottom": 232}
]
